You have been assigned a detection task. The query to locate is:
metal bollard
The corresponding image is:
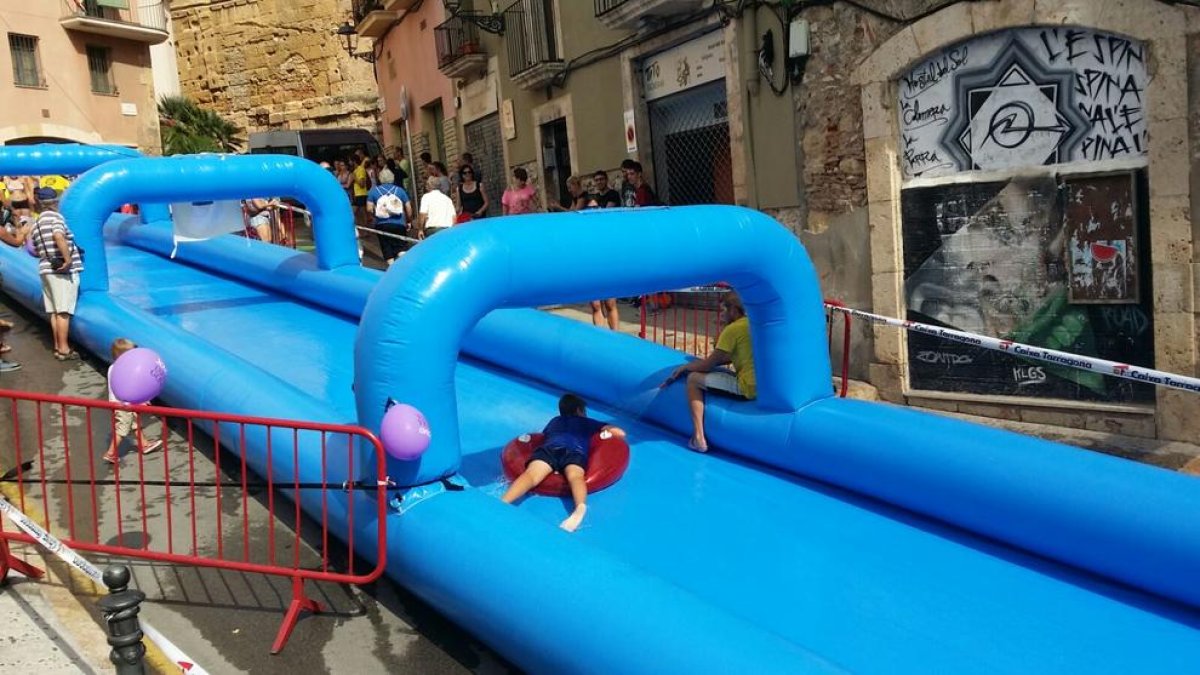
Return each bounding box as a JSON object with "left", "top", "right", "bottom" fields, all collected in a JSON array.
[{"left": 97, "top": 564, "right": 147, "bottom": 675}]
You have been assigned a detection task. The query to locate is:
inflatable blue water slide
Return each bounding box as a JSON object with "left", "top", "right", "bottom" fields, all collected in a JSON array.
[{"left": 1, "top": 145, "right": 1199, "bottom": 674}]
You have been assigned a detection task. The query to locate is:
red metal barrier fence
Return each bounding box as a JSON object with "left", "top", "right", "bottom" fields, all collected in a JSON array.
[
  {"left": 636, "top": 289, "right": 852, "bottom": 397},
  {"left": 0, "top": 388, "right": 388, "bottom": 654},
  {"left": 241, "top": 202, "right": 305, "bottom": 249}
]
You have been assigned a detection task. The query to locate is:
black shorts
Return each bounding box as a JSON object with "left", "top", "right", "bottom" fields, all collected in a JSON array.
[
  {"left": 528, "top": 445, "right": 586, "bottom": 474},
  {"left": 352, "top": 195, "right": 368, "bottom": 207},
  {"left": 377, "top": 225, "right": 412, "bottom": 261}
]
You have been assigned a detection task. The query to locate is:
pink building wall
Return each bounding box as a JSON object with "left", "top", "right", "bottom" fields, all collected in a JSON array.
[
  {"left": 374, "top": 3, "right": 456, "bottom": 149},
  {"left": 0, "top": 1, "right": 160, "bottom": 150}
]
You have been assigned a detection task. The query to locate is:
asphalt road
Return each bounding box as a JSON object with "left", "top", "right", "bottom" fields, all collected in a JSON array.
[{"left": 0, "top": 293, "right": 516, "bottom": 675}]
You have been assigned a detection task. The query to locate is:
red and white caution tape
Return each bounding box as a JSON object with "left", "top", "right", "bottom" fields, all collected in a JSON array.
[
  {"left": 826, "top": 304, "right": 1200, "bottom": 395},
  {"left": 0, "top": 497, "right": 208, "bottom": 674}
]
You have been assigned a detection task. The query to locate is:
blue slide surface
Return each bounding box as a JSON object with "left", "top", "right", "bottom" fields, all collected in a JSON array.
[{"left": 2, "top": 148, "right": 1199, "bottom": 674}]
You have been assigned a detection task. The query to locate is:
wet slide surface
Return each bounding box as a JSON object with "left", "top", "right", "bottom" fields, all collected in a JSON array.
[{"left": 105, "top": 238, "right": 1200, "bottom": 673}]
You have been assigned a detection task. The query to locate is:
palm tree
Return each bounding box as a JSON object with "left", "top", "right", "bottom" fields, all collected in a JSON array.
[{"left": 158, "top": 96, "right": 243, "bottom": 155}]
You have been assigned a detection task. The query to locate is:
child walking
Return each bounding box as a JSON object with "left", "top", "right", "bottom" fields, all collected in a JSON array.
[
  {"left": 502, "top": 394, "right": 625, "bottom": 532},
  {"left": 102, "top": 338, "right": 162, "bottom": 464}
]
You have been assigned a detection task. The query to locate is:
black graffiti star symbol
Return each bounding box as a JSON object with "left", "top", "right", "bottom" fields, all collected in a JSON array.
[{"left": 984, "top": 101, "right": 1066, "bottom": 149}]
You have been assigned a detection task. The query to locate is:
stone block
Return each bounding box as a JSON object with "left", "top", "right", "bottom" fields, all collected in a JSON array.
[
  {"left": 1148, "top": 117, "right": 1189, "bottom": 198},
  {"left": 1192, "top": 263, "right": 1200, "bottom": 309},
  {"left": 1182, "top": 455, "right": 1200, "bottom": 476},
  {"left": 1034, "top": 0, "right": 1103, "bottom": 27},
  {"left": 868, "top": 201, "right": 902, "bottom": 274},
  {"left": 908, "top": 397, "right": 959, "bottom": 414},
  {"left": 1099, "top": 0, "right": 1185, "bottom": 41},
  {"left": 1083, "top": 410, "right": 1157, "bottom": 439},
  {"left": 1157, "top": 388, "right": 1200, "bottom": 441},
  {"left": 872, "top": 319, "right": 905, "bottom": 365},
  {"left": 864, "top": 137, "right": 899, "bottom": 204},
  {"left": 1146, "top": 39, "right": 1187, "bottom": 123},
  {"left": 911, "top": 1, "right": 974, "bottom": 55},
  {"left": 854, "top": 26, "right": 918, "bottom": 86},
  {"left": 1153, "top": 311, "right": 1196, "bottom": 374},
  {"left": 872, "top": 265, "right": 903, "bottom": 312},
  {"left": 1019, "top": 407, "right": 1088, "bottom": 429},
  {"left": 957, "top": 402, "right": 1023, "bottom": 422},
  {"left": 1151, "top": 264, "right": 1194, "bottom": 314},
  {"left": 972, "top": 0, "right": 1036, "bottom": 33},
  {"left": 860, "top": 81, "right": 894, "bottom": 141},
  {"left": 1148, "top": 194, "right": 1192, "bottom": 264},
  {"left": 869, "top": 362, "right": 906, "bottom": 403}
]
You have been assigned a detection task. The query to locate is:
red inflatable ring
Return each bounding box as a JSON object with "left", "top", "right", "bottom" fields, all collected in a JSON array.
[{"left": 501, "top": 432, "right": 630, "bottom": 496}]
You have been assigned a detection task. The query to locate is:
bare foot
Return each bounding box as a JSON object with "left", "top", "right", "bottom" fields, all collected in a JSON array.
[
  {"left": 688, "top": 437, "right": 709, "bottom": 453},
  {"left": 559, "top": 504, "right": 587, "bottom": 532}
]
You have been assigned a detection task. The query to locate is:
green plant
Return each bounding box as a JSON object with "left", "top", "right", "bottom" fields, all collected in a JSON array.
[{"left": 157, "top": 95, "right": 244, "bottom": 155}]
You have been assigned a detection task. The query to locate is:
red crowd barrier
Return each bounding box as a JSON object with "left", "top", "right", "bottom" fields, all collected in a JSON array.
[
  {"left": 824, "top": 300, "right": 852, "bottom": 398},
  {"left": 636, "top": 288, "right": 852, "bottom": 397},
  {"left": 637, "top": 285, "right": 730, "bottom": 358},
  {"left": 241, "top": 202, "right": 300, "bottom": 249},
  {"left": 0, "top": 388, "right": 387, "bottom": 654}
]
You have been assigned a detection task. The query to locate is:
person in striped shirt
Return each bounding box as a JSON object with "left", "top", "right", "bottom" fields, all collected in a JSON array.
[{"left": 30, "top": 187, "right": 84, "bottom": 361}]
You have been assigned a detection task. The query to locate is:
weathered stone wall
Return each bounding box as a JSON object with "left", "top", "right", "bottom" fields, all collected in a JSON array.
[
  {"left": 795, "top": 4, "right": 901, "bottom": 219},
  {"left": 170, "top": 0, "right": 379, "bottom": 141}
]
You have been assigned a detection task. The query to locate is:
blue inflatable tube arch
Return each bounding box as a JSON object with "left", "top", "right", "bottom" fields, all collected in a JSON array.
[
  {"left": 61, "top": 154, "right": 359, "bottom": 293},
  {"left": 355, "top": 207, "right": 833, "bottom": 486},
  {"left": 0, "top": 143, "right": 169, "bottom": 223}
]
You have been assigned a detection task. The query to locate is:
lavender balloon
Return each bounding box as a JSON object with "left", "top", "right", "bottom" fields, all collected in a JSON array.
[
  {"left": 380, "top": 403, "right": 431, "bottom": 461},
  {"left": 110, "top": 348, "right": 168, "bottom": 404},
  {"left": 23, "top": 238, "right": 36, "bottom": 257}
]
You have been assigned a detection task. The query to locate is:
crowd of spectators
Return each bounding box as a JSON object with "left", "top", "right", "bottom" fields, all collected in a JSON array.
[{"left": 0, "top": 174, "right": 83, "bottom": 372}]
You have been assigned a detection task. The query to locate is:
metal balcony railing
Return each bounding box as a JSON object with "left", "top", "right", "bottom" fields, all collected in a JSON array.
[
  {"left": 64, "top": 0, "right": 168, "bottom": 32},
  {"left": 434, "top": 14, "right": 483, "bottom": 68},
  {"left": 594, "top": 0, "right": 628, "bottom": 15},
  {"left": 504, "top": 0, "right": 560, "bottom": 77}
]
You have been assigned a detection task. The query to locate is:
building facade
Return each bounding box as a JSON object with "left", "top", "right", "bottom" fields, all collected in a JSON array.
[
  {"left": 360, "top": 0, "right": 1200, "bottom": 441},
  {"left": 357, "top": 0, "right": 458, "bottom": 194},
  {"left": 171, "top": 0, "right": 379, "bottom": 139},
  {"left": 0, "top": 0, "right": 168, "bottom": 151}
]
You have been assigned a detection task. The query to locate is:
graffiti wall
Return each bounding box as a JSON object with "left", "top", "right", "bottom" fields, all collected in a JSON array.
[
  {"left": 898, "top": 27, "right": 1148, "bottom": 180},
  {"left": 901, "top": 173, "right": 1154, "bottom": 402}
]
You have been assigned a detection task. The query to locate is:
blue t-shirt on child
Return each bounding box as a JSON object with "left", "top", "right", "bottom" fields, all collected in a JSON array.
[{"left": 541, "top": 415, "right": 607, "bottom": 456}]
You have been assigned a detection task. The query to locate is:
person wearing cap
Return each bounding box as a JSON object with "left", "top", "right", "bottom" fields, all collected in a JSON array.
[
  {"left": 30, "top": 187, "right": 84, "bottom": 361},
  {"left": 366, "top": 168, "right": 412, "bottom": 265}
]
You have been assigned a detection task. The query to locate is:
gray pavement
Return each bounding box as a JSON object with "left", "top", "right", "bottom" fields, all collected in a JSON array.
[{"left": 0, "top": 573, "right": 104, "bottom": 674}]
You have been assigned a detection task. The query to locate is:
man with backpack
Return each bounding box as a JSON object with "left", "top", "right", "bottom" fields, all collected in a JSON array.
[{"left": 366, "top": 169, "right": 412, "bottom": 266}]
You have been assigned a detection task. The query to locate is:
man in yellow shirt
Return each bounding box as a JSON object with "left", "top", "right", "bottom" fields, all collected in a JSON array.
[
  {"left": 660, "top": 292, "right": 756, "bottom": 452},
  {"left": 351, "top": 150, "right": 371, "bottom": 229}
]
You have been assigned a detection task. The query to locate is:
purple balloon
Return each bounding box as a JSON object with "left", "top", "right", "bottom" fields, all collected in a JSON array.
[
  {"left": 23, "top": 238, "right": 36, "bottom": 257},
  {"left": 380, "top": 403, "right": 431, "bottom": 461},
  {"left": 110, "top": 348, "right": 168, "bottom": 404}
]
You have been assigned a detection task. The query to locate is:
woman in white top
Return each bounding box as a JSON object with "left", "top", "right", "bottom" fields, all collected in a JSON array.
[{"left": 5, "top": 176, "right": 33, "bottom": 216}]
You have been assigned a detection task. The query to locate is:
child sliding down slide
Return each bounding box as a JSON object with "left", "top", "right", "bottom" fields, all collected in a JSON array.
[{"left": 502, "top": 394, "right": 626, "bottom": 532}]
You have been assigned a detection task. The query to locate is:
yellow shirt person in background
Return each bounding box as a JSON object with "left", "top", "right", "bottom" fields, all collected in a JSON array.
[{"left": 659, "top": 292, "right": 757, "bottom": 453}]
